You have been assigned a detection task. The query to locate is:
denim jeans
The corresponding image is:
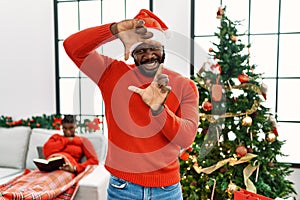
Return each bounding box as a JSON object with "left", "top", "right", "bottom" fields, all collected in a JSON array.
[{"left": 107, "top": 175, "right": 183, "bottom": 200}]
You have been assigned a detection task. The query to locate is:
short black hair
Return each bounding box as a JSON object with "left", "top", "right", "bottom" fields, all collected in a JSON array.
[{"left": 62, "top": 115, "right": 77, "bottom": 124}]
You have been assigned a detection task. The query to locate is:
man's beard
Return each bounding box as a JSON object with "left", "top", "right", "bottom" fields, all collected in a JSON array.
[
  {"left": 134, "top": 52, "right": 165, "bottom": 77},
  {"left": 135, "top": 58, "right": 161, "bottom": 77}
]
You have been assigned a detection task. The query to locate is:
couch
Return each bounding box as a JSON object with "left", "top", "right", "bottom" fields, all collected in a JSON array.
[{"left": 0, "top": 126, "right": 110, "bottom": 200}]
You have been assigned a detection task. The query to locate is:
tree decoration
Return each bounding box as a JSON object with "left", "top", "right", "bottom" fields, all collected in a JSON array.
[
  {"left": 265, "top": 132, "right": 277, "bottom": 143},
  {"left": 260, "top": 82, "right": 268, "bottom": 100},
  {"left": 238, "top": 73, "right": 249, "bottom": 83},
  {"left": 202, "top": 99, "right": 213, "bottom": 111},
  {"left": 180, "top": 6, "right": 296, "bottom": 200},
  {"left": 236, "top": 145, "right": 248, "bottom": 157},
  {"left": 242, "top": 115, "right": 252, "bottom": 126},
  {"left": 231, "top": 35, "right": 237, "bottom": 42},
  {"left": 0, "top": 114, "right": 102, "bottom": 133},
  {"left": 227, "top": 182, "right": 238, "bottom": 194}
]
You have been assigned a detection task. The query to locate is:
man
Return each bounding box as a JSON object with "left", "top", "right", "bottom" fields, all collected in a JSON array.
[{"left": 64, "top": 9, "right": 199, "bottom": 200}]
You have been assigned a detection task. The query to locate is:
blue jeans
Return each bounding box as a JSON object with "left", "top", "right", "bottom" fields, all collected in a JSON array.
[{"left": 107, "top": 175, "right": 183, "bottom": 200}]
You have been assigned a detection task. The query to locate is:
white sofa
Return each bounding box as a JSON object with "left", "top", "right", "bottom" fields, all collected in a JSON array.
[{"left": 0, "top": 126, "right": 110, "bottom": 200}]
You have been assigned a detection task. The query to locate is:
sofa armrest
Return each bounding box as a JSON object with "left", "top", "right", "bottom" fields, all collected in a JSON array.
[{"left": 74, "top": 164, "right": 110, "bottom": 200}]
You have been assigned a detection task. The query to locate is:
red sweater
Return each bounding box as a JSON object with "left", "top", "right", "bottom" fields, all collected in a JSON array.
[
  {"left": 43, "top": 134, "right": 99, "bottom": 173},
  {"left": 63, "top": 23, "right": 199, "bottom": 187}
]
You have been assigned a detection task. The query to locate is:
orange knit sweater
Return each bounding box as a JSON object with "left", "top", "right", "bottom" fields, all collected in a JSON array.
[{"left": 63, "top": 23, "right": 199, "bottom": 187}]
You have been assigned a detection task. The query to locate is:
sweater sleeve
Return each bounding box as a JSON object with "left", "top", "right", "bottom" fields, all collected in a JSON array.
[
  {"left": 154, "top": 80, "right": 199, "bottom": 148},
  {"left": 43, "top": 134, "right": 69, "bottom": 158},
  {"left": 63, "top": 23, "right": 117, "bottom": 85},
  {"left": 75, "top": 137, "right": 99, "bottom": 173}
]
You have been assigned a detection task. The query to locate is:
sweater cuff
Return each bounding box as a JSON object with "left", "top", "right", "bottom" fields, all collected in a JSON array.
[{"left": 100, "top": 23, "right": 118, "bottom": 42}]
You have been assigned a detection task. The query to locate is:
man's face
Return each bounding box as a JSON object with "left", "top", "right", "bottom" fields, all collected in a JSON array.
[
  {"left": 62, "top": 123, "right": 77, "bottom": 137},
  {"left": 132, "top": 43, "right": 164, "bottom": 77}
]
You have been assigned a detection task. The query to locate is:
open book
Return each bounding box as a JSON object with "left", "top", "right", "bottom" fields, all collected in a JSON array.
[{"left": 33, "top": 156, "right": 65, "bottom": 172}]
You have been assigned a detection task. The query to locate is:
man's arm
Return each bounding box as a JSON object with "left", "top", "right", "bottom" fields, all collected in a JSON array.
[{"left": 154, "top": 80, "right": 199, "bottom": 148}]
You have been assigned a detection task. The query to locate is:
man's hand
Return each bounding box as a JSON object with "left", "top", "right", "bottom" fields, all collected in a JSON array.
[
  {"left": 60, "top": 163, "right": 76, "bottom": 173},
  {"left": 111, "top": 19, "right": 161, "bottom": 60},
  {"left": 128, "top": 64, "right": 171, "bottom": 114}
]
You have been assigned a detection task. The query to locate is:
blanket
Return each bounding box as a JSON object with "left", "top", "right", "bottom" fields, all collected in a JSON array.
[{"left": 0, "top": 165, "right": 96, "bottom": 200}]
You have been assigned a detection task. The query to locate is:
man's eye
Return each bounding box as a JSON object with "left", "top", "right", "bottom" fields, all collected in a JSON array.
[{"left": 136, "top": 49, "right": 145, "bottom": 54}]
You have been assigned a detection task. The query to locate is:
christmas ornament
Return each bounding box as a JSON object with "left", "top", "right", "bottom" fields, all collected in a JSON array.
[
  {"left": 269, "top": 115, "right": 279, "bottom": 136},
  {"left": 272, "top": 127, "right": 279, "bottom": 136},
  {"left": 238, "top": 73, "right": 249, "bottom": 83},
  {"left": 180, "top": 151, "right": 190, "bottom": 161},
  {"left": 260, "top": 82, "right": 268, "bottom": 100},
  {"left": 236, "top": 145, "right": 247, "bottom": 157},
  {"left": 211, "top": 75, "right": 223, "bottom": 102},
  {"left": 190, "top": 181, "right": 197, "bottom": 186},
  {"left": 227, "top": 182, "right": 238, "bottom": 194},
  {"left": 201, "top": 128, "right": 208, "bottom": 135},
  {"left": 202, "top": 99, "right": 213, "bottom": 111},
  {"left": 267, "top": 162, "right": 275, "bottom": 168},
  {"left": 216, "top": 7, "right": 224, "bottom": 19},
  {"left": 242, "top": 115, "right": 252, "bottom": 126},
  {"left": 266, "top": 132, "right": 276, "bottom": 143},
  {"left": 231, "top": 35, "right": 237, "bottom": 42},
  {"left": 219, "top": 167, "right": 228, "bottom": 173}
]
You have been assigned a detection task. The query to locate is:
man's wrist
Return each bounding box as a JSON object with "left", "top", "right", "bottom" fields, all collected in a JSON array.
[
  {"left": 151, "top": 105, "right": 164, "bottom": 116},
  {"left": 110, "top": 23, "right": 118, "bottom": 35}
]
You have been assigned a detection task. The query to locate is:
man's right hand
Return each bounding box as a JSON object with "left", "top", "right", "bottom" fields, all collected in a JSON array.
[{"left": 110, "top": 19, "right": 160, "bottom": 60}]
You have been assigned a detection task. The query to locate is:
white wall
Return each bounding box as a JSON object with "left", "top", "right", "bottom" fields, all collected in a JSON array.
[{"left": 0, "top": 0, "right": 56, "bottom": 119}]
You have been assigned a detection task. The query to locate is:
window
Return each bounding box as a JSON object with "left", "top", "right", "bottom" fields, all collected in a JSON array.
[{"left": 54, "top": 0, "right": 150, "bottom": 132}]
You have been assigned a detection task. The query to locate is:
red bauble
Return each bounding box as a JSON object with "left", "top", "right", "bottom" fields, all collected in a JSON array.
[
  {"left": 236, "top": 145, "right": 247, "bottom": 157},
  {"left": 202, "top": 100, "right": 213, "bottom": 111},
  {"left": 267, "top": 162, "right": 275, "bottom": 168},
  {"left": 180, "top": 152, "right": 189, "bottom": 161},
  {"left": 238, "top": 73, "right": 249, "bottom": 83},
  {"left": 231, "top": 35, "right": 237, "bottom": 42}
]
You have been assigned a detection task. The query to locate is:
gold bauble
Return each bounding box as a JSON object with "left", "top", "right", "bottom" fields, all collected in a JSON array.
[
  {"left": 242, "top": 116, "right": 252, "bottom": 126},
  {"left": 227, "top": 182, "right": 238, "bottom": 194},
  {"left": 266, "top": 132, "right": 277, "bottom": 143}
]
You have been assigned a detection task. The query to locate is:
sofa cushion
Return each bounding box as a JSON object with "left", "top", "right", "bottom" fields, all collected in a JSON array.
[
  {"left": 36, "top": 146, "right": 45, "bottom": 159},
  {"left": 0, "top": 168, "right": 24, "bottom": 185},
  {"left": 25, "top": 128, "right": 62, "bottom": 169},
  {"left": 0, "top": 127, "right": 31, "bottom": 169}
]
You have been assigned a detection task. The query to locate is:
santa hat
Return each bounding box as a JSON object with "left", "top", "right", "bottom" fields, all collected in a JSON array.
[{"left": 131, "top": 9, "right": 171, "bottom": 52}]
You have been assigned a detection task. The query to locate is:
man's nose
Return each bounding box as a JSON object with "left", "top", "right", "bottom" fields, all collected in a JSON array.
[{"left": 144, "top": 49, "right": 155, "bottom": 57}]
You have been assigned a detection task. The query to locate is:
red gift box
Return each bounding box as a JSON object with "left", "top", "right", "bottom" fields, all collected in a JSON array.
[{"left": 234, "top": 189, "right": 273, "bottom": 200}]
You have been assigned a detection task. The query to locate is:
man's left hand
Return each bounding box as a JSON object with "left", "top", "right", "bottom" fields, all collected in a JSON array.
[{"left": 128, "top": 64, "right": 171, "bottom": 113}]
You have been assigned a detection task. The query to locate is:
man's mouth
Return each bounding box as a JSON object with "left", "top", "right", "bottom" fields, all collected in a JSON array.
[
  {"left": 141, "top": 58, "right": 160, "bottom": 70},
  {"left": 143, "top": 61, "right": 158, "bottom": 70}
]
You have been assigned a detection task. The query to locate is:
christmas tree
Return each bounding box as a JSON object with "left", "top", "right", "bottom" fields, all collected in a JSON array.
[{"left": 180, "top": 7, "right": 296, "bottom": 200}]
